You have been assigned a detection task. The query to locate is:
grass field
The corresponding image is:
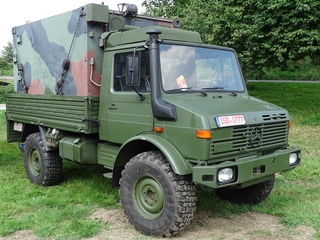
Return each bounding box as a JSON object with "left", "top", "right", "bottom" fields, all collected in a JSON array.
[{"left": 0, "top": 82, "right": 319, "bottom": 239}]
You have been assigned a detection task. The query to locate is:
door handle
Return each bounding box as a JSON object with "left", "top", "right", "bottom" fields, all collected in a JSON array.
[{"left": 108, "top": 104, "right": 117, "bottom": 110}]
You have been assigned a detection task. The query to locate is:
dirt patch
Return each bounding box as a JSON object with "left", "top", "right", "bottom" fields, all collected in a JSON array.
[
  {"left": 1, "top": 209, "right": 316, "bottom": 240},
  {"left": 87, "top": 208, "right": 316, "bottom": 240},
  {"left": 0, "top": 230, "right": 36, "bottom": 240}
]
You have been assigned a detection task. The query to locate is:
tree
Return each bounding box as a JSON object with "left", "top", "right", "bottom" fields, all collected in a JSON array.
[
  {"left": 143, "top": 0, "right": 320, "bottom": 78},
  {"left": 143, "top": 0, "right": 191, "bottom": 18},
  {"left": 0, "top": 41, "right": 13, "bottom": 63}
]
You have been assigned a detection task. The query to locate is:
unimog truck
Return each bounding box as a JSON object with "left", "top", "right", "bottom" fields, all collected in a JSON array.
[{"left": 6, "top": 3, "right": 301, "bottom": 237}]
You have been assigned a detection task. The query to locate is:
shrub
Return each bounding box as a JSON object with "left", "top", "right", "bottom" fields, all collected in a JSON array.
[
  {"left": 0, "top": 59, "right": 13, "bottom": 76},
  {"left": 0, "top": 59, "right": 9, "bottom": 69},
  {"left": 0, "top": 84, "right": 14, "bottom": 103}
]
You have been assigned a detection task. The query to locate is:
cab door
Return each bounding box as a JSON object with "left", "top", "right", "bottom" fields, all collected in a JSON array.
[{"left": 106, "top": 51, "right": 153, "bottom": 144}]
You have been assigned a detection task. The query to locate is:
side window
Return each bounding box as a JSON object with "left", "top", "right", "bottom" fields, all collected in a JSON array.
[
  {"left": 114, "top": 51, "right": 151, "bottom": 92},
  {"left": 114, "top": 53, "right": 131, "bottom": 91}
]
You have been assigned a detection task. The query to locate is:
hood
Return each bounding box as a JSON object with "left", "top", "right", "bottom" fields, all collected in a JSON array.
[{"left": 163, "top": 93, "right": 289, "bottom": 128}]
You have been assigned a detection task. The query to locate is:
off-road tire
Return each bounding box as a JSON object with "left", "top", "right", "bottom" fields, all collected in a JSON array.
[
  {"left": 119, "top": 151, "right": 197, "bottom": 237},
  {"left": 215, "top": 175, "right": 275, "bottom": 205},
  {"left": 23, "top": 132, "right": 62, "bottom": 186}
]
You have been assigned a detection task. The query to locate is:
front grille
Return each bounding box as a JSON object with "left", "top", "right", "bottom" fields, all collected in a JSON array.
[
  {"left": 210, "top": 121, "right": 288, "bottom": 158},
  {"left": 262, "top": 113, "right": 287, "bottom": 121}
]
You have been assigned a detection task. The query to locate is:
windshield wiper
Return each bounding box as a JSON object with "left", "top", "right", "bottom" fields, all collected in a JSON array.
[
  {"left": 167, "top": 87, "right": 193, "bottom": 92},
  {"left": 201, "top": 87, "right": 237, "bottom": 96},
  {"left": 201, "top": 87, "right": 225, "bottom": 90},
  {"left": 167, "top": 87, "right": 207, "bottom": 96}
]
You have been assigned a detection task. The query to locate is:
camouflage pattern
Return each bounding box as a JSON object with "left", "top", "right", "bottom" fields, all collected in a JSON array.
[
  {"left": 12, "top": 3, "right": 180, "bottom": 96},
  {"left": 12, "top": 4, "right": 109, "bottom": 96}
]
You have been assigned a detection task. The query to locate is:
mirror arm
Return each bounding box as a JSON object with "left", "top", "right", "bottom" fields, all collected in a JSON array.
[{"left": 131, "top": 86, "right": 145, "bottom": 101}]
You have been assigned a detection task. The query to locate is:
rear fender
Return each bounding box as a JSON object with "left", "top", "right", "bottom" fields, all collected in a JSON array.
[{"left": 20, "top": 124, "right": 54, "bottom": 151}]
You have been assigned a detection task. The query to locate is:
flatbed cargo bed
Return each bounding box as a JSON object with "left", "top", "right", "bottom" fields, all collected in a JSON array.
[{"left": 6, "top": 94, "right": 99, "bottom": 137}]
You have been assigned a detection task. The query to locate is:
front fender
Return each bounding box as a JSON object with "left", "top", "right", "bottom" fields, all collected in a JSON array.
[{"left": 119, "top": 134, "right": 193, "bottom": 175}]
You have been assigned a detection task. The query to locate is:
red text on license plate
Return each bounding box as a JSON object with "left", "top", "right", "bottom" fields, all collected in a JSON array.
[{"left": 215, "top": 115, "right": 246, "bottom": 127}]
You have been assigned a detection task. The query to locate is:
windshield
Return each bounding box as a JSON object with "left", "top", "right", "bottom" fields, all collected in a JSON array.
[{"left": 159, "top": 45, "right": 245, "bottom": 92}]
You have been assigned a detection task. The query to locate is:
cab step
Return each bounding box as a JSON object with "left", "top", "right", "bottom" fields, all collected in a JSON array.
[{"left": 103, "top": 172, "right": 113, "bottom": 179}]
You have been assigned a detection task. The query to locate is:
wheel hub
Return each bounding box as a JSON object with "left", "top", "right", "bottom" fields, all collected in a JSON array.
[
  {"left": 134, "top": 175, "right": 164, "bottom": 219},
  {"left": 29, "top": 148, "right": 41, "bottom": 176}
]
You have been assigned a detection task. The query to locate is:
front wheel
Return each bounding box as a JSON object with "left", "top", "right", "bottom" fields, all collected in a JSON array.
[
  {"left": 23, "top": 132, "right": 62, "bottom": 186},
  {"left": 119, "top": 151, "right": 197, "bottom": 237},
  {"left": 215, "top": 175, "right": 275, "bottom": 205}
]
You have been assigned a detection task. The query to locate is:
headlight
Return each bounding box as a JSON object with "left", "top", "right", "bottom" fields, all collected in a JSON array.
[
  {"left": 289, "top": 153, "right": 299, "bottom": 165},
  {"left": 218, "top": 168, "right": 234, "bottom": 183}
]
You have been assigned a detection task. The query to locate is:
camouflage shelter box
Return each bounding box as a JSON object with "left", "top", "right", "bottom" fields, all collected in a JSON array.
[
  {"left": 12, "top": 4, "right": 109, "bottom": 96},
  {"left": 12, "top": 3, "right": 178, "bottom": 96}
]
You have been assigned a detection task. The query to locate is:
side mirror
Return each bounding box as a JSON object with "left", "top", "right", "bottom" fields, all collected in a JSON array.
[{"left": 126, "top": 55, "right": 140, "bottom": 86}]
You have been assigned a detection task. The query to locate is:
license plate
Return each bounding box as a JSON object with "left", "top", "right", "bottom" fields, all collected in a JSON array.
[
  {"left": 215, "top": 115, "right": 246, "bottom": 127},
  {"left": 13, "top": 122, "right": 23, "bottom": 132}
]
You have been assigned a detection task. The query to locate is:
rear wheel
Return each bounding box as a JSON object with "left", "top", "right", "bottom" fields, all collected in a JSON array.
[
  {"left": 120, "top": 151, "right": 197, "bottom": 237},
  {"left": 215, "top": 175, "right": 275, "bottom": 205},
  {"left": 23, "top": 133, "right": 62, "bottom": 186}
]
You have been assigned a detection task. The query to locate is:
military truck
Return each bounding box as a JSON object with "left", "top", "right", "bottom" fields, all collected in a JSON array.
[{"left": 6, "top": 3, "right": 301, "bottom": 237}]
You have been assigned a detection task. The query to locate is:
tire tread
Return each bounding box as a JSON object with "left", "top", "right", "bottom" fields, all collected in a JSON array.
[
  {"left": 120, "top": 151, "right": 197, "bottom": 237},
  {"left": 24, "top": 133, "right": 62, "bottom": 186},
  {"left": 215, "top": 175, "right": 275, "bottom": 205}
]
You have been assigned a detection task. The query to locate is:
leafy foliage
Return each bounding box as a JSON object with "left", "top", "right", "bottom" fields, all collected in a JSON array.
[
  {"left": 0, "top": 59, "right": 9, "bottom": 69},
  {"left": 261, "top": 56, "right": 320, "bottom": 80},
  {"left": 0, "top": 82, "right": 14, "bottom": 103},
  {"left": 0, "top": 86, "right": 14, "bottom": 103},
  {"left": 0, "top": 59, "right": 13, "bottom": 76},
  {"left": 0, "top": 41, "right": 13, "bottom": 63},
  {"left": 143, "top": 0, "right": 191, "bottom": 18},
  {"left": 143, "top": 0, "right": 320, "bottom": 78}
]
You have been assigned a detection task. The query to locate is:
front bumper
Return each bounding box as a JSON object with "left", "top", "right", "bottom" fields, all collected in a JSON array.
[{"left": 192, "top": 146, "right": 301, "bottom": 189}]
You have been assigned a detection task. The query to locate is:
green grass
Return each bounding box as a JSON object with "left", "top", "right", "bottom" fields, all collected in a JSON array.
[
  {"left": 0, "top": 111, "right": 121, "bottom": 238},
  {"left": 1, "top": 82, "right": 320, "bottom": 238},
  {"left": 0, "top": 155, "right": 121, "bottom": 239},
  {"left": 247, "top": 82, "right": 320, "bottom": 126}
]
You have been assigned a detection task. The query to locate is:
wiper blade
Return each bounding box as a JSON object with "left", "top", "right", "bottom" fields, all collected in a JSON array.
[
  {"left": 201, "top": 87, "right": 225, "bottom": 90},
  {"left": 167, "top": 87, "right": 193, "bottom": 92},
  {"left": 167, "top": 87, "right": 207, "bottom": 96},
  {"left": 201, "top": 87, "right": 237, "bottom": 96}
]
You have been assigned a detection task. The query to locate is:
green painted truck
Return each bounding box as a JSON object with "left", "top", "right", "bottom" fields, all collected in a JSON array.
[{"left": 6, "top": 3, "right": 301, "bottom": 237}]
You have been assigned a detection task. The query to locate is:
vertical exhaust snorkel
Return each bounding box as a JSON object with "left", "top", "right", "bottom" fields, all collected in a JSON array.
[{"left": 146, "top": 28, "right": 177, "bottom": 121}]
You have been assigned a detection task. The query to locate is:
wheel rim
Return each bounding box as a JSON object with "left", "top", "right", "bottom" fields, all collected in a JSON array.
[
  {"left": 28, "top": 147, "right": 41, "bottom": 176},
  {"left": 133, "top": 175, "right": 165, "bottom": 219}
]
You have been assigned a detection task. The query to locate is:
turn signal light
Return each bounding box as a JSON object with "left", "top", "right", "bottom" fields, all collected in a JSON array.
[
  {"left": 196, "top": 129, "right": 211, "bottom": 139},
  {"left": 288, "top": 120, "right": 292, "bottom": 128},
  {"left": 154, "top": 126, "right": 164, "bottom": 133}
]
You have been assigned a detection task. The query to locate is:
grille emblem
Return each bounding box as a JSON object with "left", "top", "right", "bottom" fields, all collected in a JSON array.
[{"left": 250, "top": 126, "right": 262, "bottom": 147}]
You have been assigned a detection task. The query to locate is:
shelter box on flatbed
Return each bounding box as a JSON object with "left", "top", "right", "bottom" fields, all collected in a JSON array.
[{"left": 12, "top": 3, "right": 109, "bottom": 96}]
